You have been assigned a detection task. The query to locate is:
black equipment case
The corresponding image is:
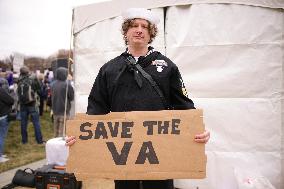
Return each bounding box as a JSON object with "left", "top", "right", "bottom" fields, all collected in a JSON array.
[{"left": 35, "top": 164, "right": 82, "bottom": 189}]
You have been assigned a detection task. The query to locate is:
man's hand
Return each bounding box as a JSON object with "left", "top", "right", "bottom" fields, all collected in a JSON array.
[
  {"left": 65, "top": 136, "right": 76, "bottom": 146},
  {"left": 194, "top": 130, "right": 210, "bottom": 143}
]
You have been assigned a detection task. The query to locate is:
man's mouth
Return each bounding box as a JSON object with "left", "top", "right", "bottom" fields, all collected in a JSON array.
[{"left": 134, "top": 36, "right": 143, "bottom": 39}]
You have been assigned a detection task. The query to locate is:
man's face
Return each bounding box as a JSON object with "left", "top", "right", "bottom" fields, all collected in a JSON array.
[{"left": 126, "top": 18, "right": 150, "bottom": 47}]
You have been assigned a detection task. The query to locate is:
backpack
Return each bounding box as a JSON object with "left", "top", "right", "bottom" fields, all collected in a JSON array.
[{"left": 18, "top": 77, "right": 36, "bottom": 105}]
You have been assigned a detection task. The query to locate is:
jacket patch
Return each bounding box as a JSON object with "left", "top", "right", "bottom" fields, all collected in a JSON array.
[
  {"left": 152, "top": 60, "right": 168, "bottom": 73},
  {"left": 180, "top": 78, "right": 188, "bottom": 97}
]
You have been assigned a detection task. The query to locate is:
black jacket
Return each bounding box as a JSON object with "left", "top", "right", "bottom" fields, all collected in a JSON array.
[
  {"left": 87, "top": 49, "right": 195, "bottom": 115},
  {"left": 0, "top": 87, "right": 14, "bottom": 117}
]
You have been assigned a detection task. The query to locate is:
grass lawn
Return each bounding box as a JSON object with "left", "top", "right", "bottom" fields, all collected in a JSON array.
[{"left": 0, "top": 111, "right": 54, "bottom": 173}]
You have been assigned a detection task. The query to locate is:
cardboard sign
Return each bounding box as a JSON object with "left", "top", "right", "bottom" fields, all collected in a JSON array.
[{"left": 66, "top": 109, "right": 206, "bottom": 180}]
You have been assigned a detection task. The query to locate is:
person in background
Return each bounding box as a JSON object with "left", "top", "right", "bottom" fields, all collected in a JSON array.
[
  {"left": 66, "top": 8, "right": 210, "bottom": 189},
  {"left": 44, "top": 71, "right": 52, "bottom": 112},
  {"left": 12, "top": 74, "right": 21, "bottom": 120},
  {"left": 6, "top": 70, "right": 14, "bottom": 86},
  {"left": 17, "top": 66, "right": 44, "bottom": 144},
  {"left": 44, "top": 71, "right": 50, "bottom": 84},
  {"left": 0, "top": 77, "right": 14, "bottom": 163},
  {"left": 51, "top": 67, "right": 74, "bottom": 137},
  {"left": 37, "top": 73, "right": 48, "bottom": 116},
  {"left": 0, "top": 72, "right": 7, "bottom": 84}
]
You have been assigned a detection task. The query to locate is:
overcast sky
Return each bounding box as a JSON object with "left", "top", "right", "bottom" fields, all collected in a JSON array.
[{"left": 0, "top": 0, "right": 106, "bottom": 59}]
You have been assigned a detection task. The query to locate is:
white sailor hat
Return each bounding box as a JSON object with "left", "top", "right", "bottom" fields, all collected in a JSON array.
[{"left": 122, "top": 8, "right": 160, "bottom": 25}]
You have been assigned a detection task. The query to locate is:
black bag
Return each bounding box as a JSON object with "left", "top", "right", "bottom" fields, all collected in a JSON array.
[
  {"left": 12, "top": 168, "right": 35, "bottom": 187},
  {"left": 18, "top": 78, "right": 36, "bottom": 105},
  {"left": 1, "top": 168, "right": 35, "bottom": 189}
]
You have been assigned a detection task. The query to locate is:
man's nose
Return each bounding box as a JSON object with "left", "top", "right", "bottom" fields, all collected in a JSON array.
[
  {"left": 136, "top": 30, "right": 142, "bottom": 35},
  {"left": 136, "top": 25, "right": 143, "bottom": 33}
]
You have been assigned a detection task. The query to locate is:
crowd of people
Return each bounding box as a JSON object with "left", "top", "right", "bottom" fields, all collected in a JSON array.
[{"left": 0, "top": 66, "right": 74, "bottom": 163}]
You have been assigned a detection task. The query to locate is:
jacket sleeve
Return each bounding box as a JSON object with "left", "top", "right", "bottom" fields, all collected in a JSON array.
[
  {"left": 0, "top": 88, "right": 14, "bottom": 106},
  {"left": 67, "top": 83, "right": 74, "bottom": 102},
  {"left": 87, "top": 67, "right": 110, "bottom": 115},
  {"left": 169, "top": 66, "right": 195, "bottom": 110},
  {"left": 32, "top": 77, "right": 41, "bottom": 95}
]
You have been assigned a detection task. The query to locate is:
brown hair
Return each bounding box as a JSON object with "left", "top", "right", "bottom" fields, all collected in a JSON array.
[{"left": 121, "top": 19, "right": 158, "bottom": 45}]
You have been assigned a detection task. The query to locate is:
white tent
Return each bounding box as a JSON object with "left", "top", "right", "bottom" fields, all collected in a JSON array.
[{"left": 72, "top": 0, "right": 284, "bottom": 188}]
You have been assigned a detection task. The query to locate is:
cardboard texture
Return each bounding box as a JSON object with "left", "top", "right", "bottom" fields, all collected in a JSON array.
[{"left": 66, "top": 109, "right": 206, "bottom": 180}]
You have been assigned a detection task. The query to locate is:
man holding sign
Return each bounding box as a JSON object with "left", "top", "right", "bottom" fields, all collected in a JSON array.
[{"left": 66, "top": 8, "right": 210, "bottom": 189}]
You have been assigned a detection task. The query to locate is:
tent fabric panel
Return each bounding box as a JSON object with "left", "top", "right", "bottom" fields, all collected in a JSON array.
[
  {"left": 74, "top": 16, "right": 125, "bottom": 52},
  {"left": 165, "top": 4, "right": 283, "bottom": 189},
  {"left": 175, "top": 151, "right": 281, "bottom": 189},
  {"left": 167, "top": 44, "right": 282, "bottom": 98},
  {"left": 75, "top": 93, "right": 88, "bottom": 113},
  {"left": 193, "top": 98, "right": 281, "bottom": 152},
  {"left": 165, "top": 5, "right": 283, "bottom": 98},
  {"left": 73, "top": 0, "right": 284, "bottom": 33},
  {"left": 165, "top": 4, "right": 283, "bottom": 47}
]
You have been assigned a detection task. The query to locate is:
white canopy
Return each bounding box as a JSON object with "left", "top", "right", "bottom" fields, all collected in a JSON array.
[
  {"left": 72, "top": 1, "right": 284, "bottom": 189},
  {"left": 73, "top": 0, "right": 284, "bottom": 34}
]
